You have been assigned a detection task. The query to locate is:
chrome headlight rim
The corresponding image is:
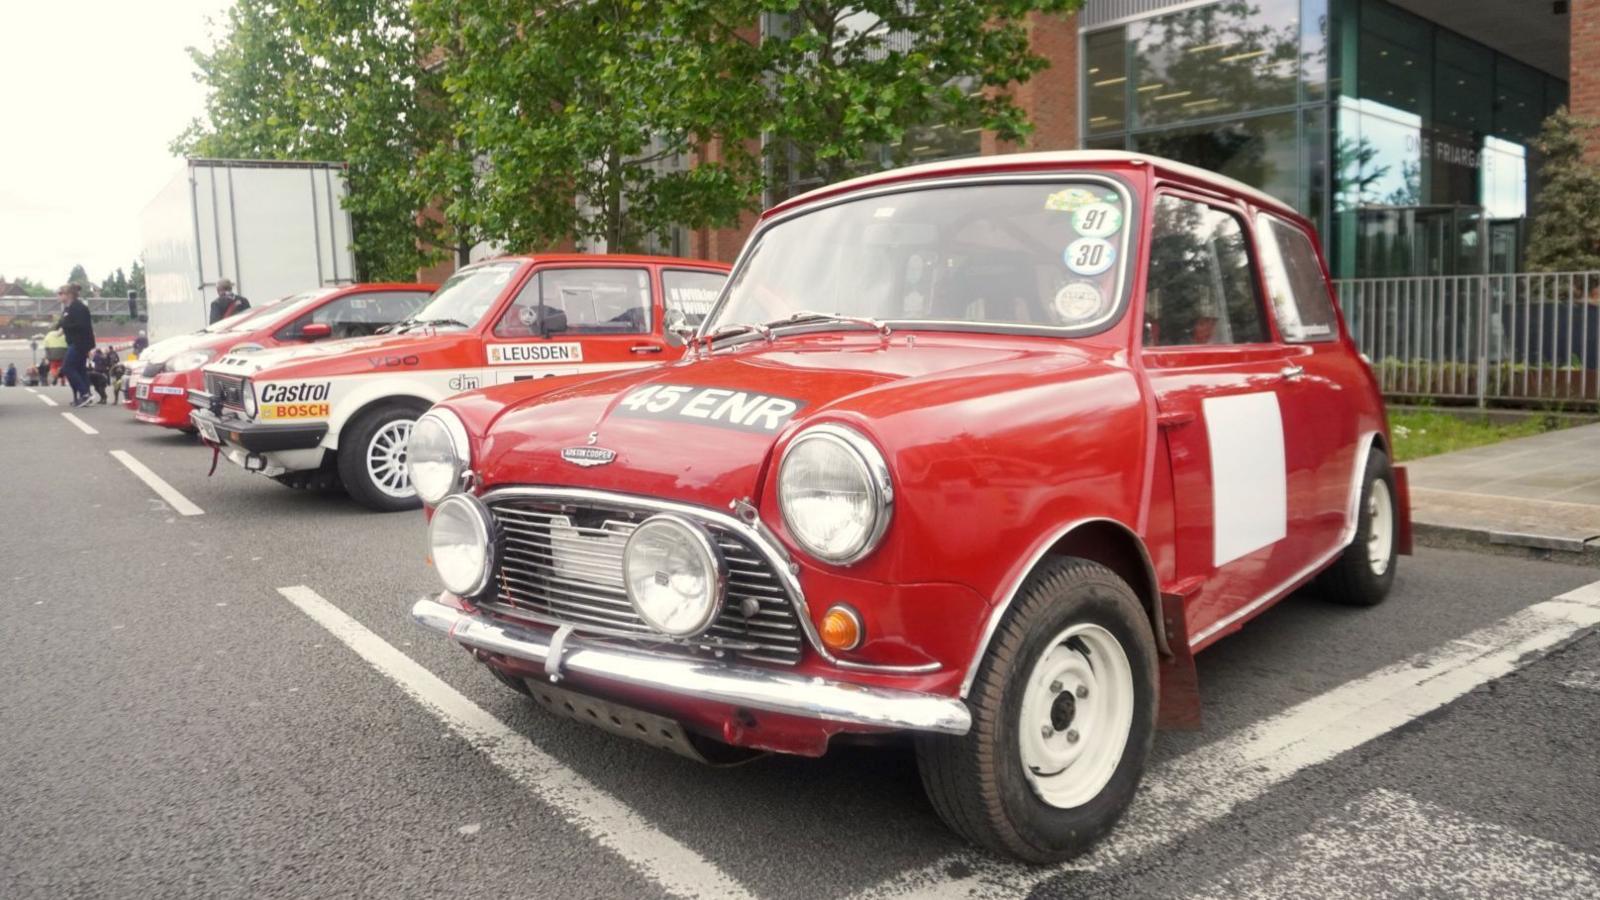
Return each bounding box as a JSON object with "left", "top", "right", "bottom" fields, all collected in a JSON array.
[
  {"left": 409, "top": 409, "right": 471, "bottom": 505},
  {"left": 622, "top": 513, "right": 728, "bottom": 638},
  {"left": 241, "top": 379, "right": 258, "bottom": 419},
  {"left": 429, "top": 493, "right": 495, "bottom": 598},
  {"left": 778, "top": 423, "right": 894, "bottom": 566}
]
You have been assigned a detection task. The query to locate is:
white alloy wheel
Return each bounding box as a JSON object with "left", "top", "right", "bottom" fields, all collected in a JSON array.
[
  {"left": 1366, "top": 478, "right": 1394, "bottom": 576},
  {"left": 1018, "top": 623, "right": 1135, "bottom": 809},
  {"left": 366, "top": 418, "right": 415, "bottom": 498}
]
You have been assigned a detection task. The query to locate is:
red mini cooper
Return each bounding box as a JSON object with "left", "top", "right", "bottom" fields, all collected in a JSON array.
[
  {"left": 127, "top": 283, "right": 435, "bottom": 429},
  {"left": 407, "top": 152, "right": 1410, "bottom": 862}
]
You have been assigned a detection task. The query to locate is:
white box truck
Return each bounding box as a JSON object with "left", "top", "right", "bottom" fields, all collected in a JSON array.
[{"left": 140, "top": 159, "right": 357, "bottom": 341}]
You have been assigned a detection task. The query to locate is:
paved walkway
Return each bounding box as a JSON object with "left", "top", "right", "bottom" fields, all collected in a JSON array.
[{"left": 1406, "top": 422, "right": 1600, "bottom": 554}]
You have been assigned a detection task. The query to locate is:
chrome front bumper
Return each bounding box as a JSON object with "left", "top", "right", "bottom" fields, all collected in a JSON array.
[{"left": 411, "top": 595, "right": 972, "bottom": 736}]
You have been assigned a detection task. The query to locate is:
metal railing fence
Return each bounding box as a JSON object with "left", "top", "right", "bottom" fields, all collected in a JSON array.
[
  {"left": 0, "top": 295, "right": 138, "bottom": 318},
  {"left": 1335, "top": 272, "right": 1600, "bottom": 410}
]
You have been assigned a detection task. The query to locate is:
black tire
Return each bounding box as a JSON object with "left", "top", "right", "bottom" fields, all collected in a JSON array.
[
  {"left": 1315, "top": 447, "right": 1397, "bottom": 606},
  {"left": 337, "top": 403, "right": 424, "bottom": 513},
  {"left": 916, "top": 558, "right": 1158, "bottom": 863}
]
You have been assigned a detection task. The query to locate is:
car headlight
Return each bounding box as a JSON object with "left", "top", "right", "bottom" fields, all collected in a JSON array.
[
  {"left": 408, "top": 410, "right": 470, "bottom": 505},
  {"left": 429, "top": 494, "right": 494, "bottom": 597},
  {"left": 241, "top": 379, "right": 258, "bottom": 418},
  {"left": 623, "top": 515, "right": 726, "bottom": 637},
  {"left": 166, "top": 349, "right": 214, "bottom": 373},
  {"left": 778, "top": 424, "right": 893, "bottom": 564}
]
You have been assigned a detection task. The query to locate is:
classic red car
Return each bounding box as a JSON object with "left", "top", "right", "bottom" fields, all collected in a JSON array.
[
  {"left": 407, "top": 152, "right": 1410, "bottom": 862},
  {"left": 127, "top": 283, "right": 435, "bottom": 429},
  {"left": 191, "top": 256, "right": 728, "bottom": 510}
]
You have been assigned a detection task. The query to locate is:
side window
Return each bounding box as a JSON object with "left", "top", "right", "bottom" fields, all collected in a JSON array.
[
  {"left": 494, "top": 268, "right": 651, "bottom": 337},
  {"left": 661, "top": 269, "right": 727, "bottom": 345},
  {"left": 282, "top": 292, "right": 430, "bottom": 340},
  {"left": 1145, "top": 195, "right": 1267, "bottom": 347},
  {"left": 1257, "top": 216, "right": 1339, "bottom": 342}
]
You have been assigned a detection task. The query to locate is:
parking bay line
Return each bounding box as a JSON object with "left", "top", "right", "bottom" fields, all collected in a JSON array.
[
  {"left": 276, "top": 585, "right": 756, "bottom": 900},
  {"left": 36, "top": 393, "right": 58, "bottom": 407},
  {"left": 62, "top": 412, "right": 98, "bottom": 435},
  {"left": 856, "top": 578, "right": 1600, "bottom": 900},
  {"left": 109, "top": 450, "right": 204, "bottom": 516}
]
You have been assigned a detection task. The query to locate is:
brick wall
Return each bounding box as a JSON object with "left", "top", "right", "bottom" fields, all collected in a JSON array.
[
  {"left": 1575, "top": 0, "right": 1600, "bottom": 159},
  {"left": 988, "top": 10, "right": 1080, "bottom": 155}
]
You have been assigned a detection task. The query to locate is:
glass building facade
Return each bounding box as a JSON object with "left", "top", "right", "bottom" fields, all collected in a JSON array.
[{"left": 1081, "top": 0, "right": 1569, "bottom": 278}]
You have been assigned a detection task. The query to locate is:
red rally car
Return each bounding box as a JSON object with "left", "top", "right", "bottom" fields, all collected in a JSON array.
[
  {"left": 406, "top": 152, "right": 1411, "bottom": 862},
  {"left": 128, "top": 283, "right": 436, "bottom": 429}
]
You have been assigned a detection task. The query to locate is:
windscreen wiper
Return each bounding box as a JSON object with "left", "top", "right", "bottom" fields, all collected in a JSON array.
[
  {"left": 701, "top": 321, "right": 774, "bottom": 346},
  {"left": 770, "top": 310, "right": 892, "bottom": 336}
]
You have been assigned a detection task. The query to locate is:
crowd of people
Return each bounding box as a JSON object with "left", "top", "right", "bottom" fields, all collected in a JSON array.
[{"left": 4, "top": 283, "right": 148, "bottom": 404}]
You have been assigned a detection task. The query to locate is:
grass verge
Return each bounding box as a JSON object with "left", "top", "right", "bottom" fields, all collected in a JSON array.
[{"left": 1389, "top": 409, "right": 1573, "bottom": 461}]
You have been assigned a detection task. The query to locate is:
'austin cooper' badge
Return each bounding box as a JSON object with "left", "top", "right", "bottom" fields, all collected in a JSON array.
[{"left": 561, "top": 446, "right": 617, "bottom": 467}]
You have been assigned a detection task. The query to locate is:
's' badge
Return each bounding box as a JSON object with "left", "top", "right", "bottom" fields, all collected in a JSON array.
[{"left": 561, "top": 446, "right": 616, "bottom": 467}]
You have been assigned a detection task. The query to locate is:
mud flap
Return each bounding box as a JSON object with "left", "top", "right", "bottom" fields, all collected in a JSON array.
[
  {"left": 1157, "top": 588, "right": 1203, "bottom": 730},
  {"left": 1393, "top": 465, "right": 1414, "bottom": 555}
]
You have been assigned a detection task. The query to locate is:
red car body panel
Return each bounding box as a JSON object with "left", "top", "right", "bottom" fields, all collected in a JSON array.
[
  {"left": 129, "top": 283, "right": 437, "bottom": 428},
  {"left": 423, "top": 153, "right": 1410, "bottom": 756}
]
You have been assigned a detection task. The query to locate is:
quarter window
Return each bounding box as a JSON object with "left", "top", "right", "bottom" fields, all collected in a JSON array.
[
  {"left": 1257, "top": 215, "right": 1339, "bottom": 342},
  {"left": 1145, "top": 195, "right": 1266, "bottom": 347},
  {"left": 495, "top": 268, "right": 652, "bottom": 337},
  {"left": 661, "top": 269, "right": 727, "bottom": 344}
]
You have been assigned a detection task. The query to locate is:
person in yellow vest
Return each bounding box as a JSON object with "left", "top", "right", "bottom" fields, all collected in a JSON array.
[{"left": 43, "top": 327, "right": 67, "bottom": 385}]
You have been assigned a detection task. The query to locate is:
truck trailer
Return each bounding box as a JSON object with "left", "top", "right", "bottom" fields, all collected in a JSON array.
[{"left": 140, "top": 159, "right": 356, "bottom": 342}]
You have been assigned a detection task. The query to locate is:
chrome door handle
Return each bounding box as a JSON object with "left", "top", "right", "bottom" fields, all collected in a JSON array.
[
  {"left": 1279, "top": 364, "right": 1305, "bottom": 382},
  {"left": 630, "top": 344, "right": 663, "bottom": 355}
]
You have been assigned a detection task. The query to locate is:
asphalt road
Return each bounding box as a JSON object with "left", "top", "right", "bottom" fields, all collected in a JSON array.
[{"left": 3, "top": 380, "right": 1598, "bottom": 899}]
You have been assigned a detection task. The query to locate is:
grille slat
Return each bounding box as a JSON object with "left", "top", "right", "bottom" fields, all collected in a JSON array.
[{"left": 483, "top": 498, "right": 805, "bottom": 665}]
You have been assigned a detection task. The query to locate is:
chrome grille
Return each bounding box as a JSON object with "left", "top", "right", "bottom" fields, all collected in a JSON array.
[
  {"left": 204, "top": 372, "right": 245, "bottom": 409},
  {"left": 483, "top": 497, "right": 804, "bottom": 666}
]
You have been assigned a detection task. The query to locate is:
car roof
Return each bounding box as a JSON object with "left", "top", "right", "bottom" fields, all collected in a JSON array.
[
  {"left": 334, "top": 282, "right": 441, "bottom": 291},
  {"left": 771, "top": 150, "right": 1299, "bottom": 223},
  {"left": 471, "top": 253, "right": 732, "bottom": 270}
]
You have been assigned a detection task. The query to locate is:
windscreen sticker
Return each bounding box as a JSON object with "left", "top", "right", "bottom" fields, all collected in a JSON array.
[
  {"left": 1071, "top": 202, "right": 1123, "bottom": 238},
  {"left": 1054, "top": 283, "right": 1106, "bottom": 322},
  {"left": 487, "top": 343, "right": 584, "bottom": 365},
  {"left": 1064, "top": 238, "right": 1116, "bottom": 276},
  {"left": 614, "top": 384, "right": 806, "bottom": 434},
  {"left": 1044, "top": 187, "right": 1098, "bottom": 212}
]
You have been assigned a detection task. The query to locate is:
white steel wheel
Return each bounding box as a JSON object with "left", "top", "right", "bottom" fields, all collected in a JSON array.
[
  {"left": 1366, "top": 478, "right": 1394, "bottom": 576},
  {"left": 1018, "top": 623, "right": 1135, "bottom": 809},
  {"left": 366, "top": 419, "right": 415, "bottom": 499}
]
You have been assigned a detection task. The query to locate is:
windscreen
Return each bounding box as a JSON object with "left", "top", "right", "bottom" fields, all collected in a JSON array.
[
  {"left": 709, "top": 180, "right": 1133, "bottom": 334},
  {"left": 409, "top": 262, "right": 521, "bottom": 328},
  {"left": 220, "top": 289, "right": 338, "bottom": 333}
]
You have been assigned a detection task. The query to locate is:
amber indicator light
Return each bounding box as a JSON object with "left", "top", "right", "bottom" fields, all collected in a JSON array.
[{"left": 821, "top": 605, "right": 863, "bottom": 651}]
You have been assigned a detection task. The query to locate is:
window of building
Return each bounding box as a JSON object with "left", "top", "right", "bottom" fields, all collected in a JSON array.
[
  {"left": 1129, "top": 0, "right": 1301, "bottom": 129},
  {"left": 1132, "top": 110, "right": 1301, "bottom": 209},
  {"left": 495, "top": 268, "right": 651, "bottom": 337},
  {"left": 1145, "top": 195, "right": 1266, "bottom": 347},
  {"left": 1085, "top": 27, "right": 1127, "bottom": 134},
  {"left": 1257, "top": 215, "right": 1338, "bottom": 342}
]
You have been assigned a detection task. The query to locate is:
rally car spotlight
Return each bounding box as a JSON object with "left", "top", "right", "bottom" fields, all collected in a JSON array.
[
  {"left": 622, "top": 515, "right": 727, "bottom": 637},
  {"left": 166, "top": 349, "right": 214, "bottom": 373},
  {"left": 428, "top": 493, "right": 494, "bottom": 598},
  {"left": 408, "top": 410, "right": 470, "bottom": 505},
  {"left": 778, "top": 424, "right": 893, "bottom": 565},
  {"left": 241, "top": 379, "right": 258, "bottom": 419}
]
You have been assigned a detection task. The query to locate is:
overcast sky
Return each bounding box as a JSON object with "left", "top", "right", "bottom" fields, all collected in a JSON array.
[{"left": 0, "top": 0, "right": 233, "bottom": 288}]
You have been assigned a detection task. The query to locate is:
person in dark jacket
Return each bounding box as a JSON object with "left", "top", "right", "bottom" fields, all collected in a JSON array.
[
  {"left": 3, "top": 363, "right": 16, "bottom": 387},
  {"left": 88, "top": 347, "right": 111, "bottom": 404},
  {"left": 208, "top": 279, "right": 250, "bottom": 324},
  {"left": 56, "top": 283, "right": 95, "bottom": 407}
]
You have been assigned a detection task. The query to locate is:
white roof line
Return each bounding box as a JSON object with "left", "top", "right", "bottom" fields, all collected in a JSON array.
[{"left": 778, "top": 151, "right": 1293, "bottom": 217}]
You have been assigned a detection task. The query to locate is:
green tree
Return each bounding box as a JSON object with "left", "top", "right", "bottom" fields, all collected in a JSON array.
[
  {"left": 174, "top": 0, "right": 466, "bottom": 279},
  {"left": 1526, "top": 106, "right": 1600, "bottom": 272},
  {"left": 129, "top": 260, "right": 146, "bottom": 298},
  {"left": 67, "top": 265, "right": 91, "bottom": 290}
]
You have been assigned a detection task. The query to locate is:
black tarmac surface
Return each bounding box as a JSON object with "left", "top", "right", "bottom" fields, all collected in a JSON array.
[{"left": 2, "top": 379, "right": 1597, "bottom": 899}]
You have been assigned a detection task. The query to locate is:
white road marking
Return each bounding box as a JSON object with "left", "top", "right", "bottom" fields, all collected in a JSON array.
[
  {"left": 1188, "top": 789, "right": 1600, "bottom": 899},
  {"left": 276, "top": 585, "right": 755, "bottom": 900},
  {"left": 25, "top": 387, "right": 36, "bottom": 393},
  {"left": 36, "top": 393, "right": 58, "bottom": 407},
  {"left": 109, "top": 450, "right": 204, "bottom": 516},
  {"left": 62, "top": 412, "right": 98, "bottom": 435},
  {"left": 856, "top": 579, "right": 1600, "bottom": 899}
]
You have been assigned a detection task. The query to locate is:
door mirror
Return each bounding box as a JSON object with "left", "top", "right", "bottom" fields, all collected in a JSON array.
[
  {"left": 299, "top": 322, "right": 333, "bottom": 341},
  {"left": 537, "top": 307, "right": 568, "bottom": 335}
]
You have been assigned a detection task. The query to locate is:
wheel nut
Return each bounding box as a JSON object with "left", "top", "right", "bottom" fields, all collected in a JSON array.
[
  {"left": 1041, "top": 725, "right": 1054, "bottom": 738},
  {"left": 1066, "top": 729, "right": 1079, "bottom": 743},
  {"left": 1050, "top": 680, "right": 1063, "bottom": 693},
  {"left": 1075, "top": 685, "right": 1089, "bottom": 699}
]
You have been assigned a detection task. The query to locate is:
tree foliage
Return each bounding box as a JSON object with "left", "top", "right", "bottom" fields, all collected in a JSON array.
[
  {"left": 1526, "top": 107, "right": 1600, "bottom": 273},
  {"left": 174, "top": 0, "right": 469, "bottom": 279}
]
